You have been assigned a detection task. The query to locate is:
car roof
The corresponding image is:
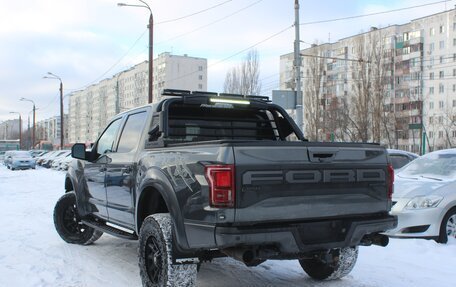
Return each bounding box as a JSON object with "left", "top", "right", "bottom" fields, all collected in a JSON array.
[{"left": 387, "top": 149, "right": 419, "bottom": 158}]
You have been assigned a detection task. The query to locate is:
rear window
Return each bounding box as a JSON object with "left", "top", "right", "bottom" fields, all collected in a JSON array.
[{"left": 167, "top": 103, "right": 280, "bottom": 142}]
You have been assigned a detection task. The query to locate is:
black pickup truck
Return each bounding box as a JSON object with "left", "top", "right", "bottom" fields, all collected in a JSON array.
[{"left": 54, "top": 89, "right": 397, "bottom": 286}]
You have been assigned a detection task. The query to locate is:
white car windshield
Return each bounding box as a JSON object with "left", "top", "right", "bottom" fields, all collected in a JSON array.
[
  {"left": 12, "top": 151, "right": 31, "bottom": 158},
  {"left": 399, "top": 151, "right": 456, "bottom": 180}
]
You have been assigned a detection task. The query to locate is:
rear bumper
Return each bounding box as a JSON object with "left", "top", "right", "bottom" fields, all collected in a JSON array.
[{"left": 214, "top": 215, "right": 397, "bottom": 254}]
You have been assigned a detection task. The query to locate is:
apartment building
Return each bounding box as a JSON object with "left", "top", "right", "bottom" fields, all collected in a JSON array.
[
  {"left": 280, "top": 8, "right": 456, "bottom": 152},
  {"left": 68, "top": 52, "right": 207, "bottom": 143},
  {"left": 36, "top": 115, "right": 69, "bottom": 148}
]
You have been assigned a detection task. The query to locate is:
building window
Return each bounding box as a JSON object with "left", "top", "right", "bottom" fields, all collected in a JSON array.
[
  {"left": 439, "top": 71, "right": 444, "bottom": 78},
  {"left": 454, "top": 53, "right": 456, "bottom": 62},
  {"left": 429, "top": 43, "right": 435, "bottom": 51},
  {"left": 454, "top": 69, "right": 456, "bottom": 77},
  {"left": 429, "top": 116, "right": 433, "bottom": 124},
  {"left": 430, "top": 101, "right": 434, "bottom": 109},
  {"left": 429, "top": 131, "right": 434, "bottom": 138},
  {"left": 440, "top": 40, "right": 445, "bottom": 49},
  {"left": 438, "top": 131, "right": 444, "bottom": 138},
  {"left": 453, "top": 99, "right": 456, "bottom": 107},
  {"left": 429, "top": 87, "right": 434, "bottom": 94},
  {"left": 439, "top": 84, "right": 445, "bottom": 93},
  {"left": 198, "top": 75, "right": 203, "bottom": 80},
  {"left": 198, "top": 84, "right": 203, "bottom": 90},
  {"left": 454, "top": 23, "right": 456, "bottom": 30},
  {"left": 440, "top": 56, "right": 444, "bottom": 64},
  {"left": 453, "top": 84, "right": 456, "bottom": 92},
  {"left": 430, "top": 27, "right": 435, "bottom": 36},
  {"left": 439, "top": 116, "right": 443, "bottom": 124},
  {"left": 453, "top": 131, "right": 456, "bottom": 138},
  {"left": 439, "top": 100, "right": 444, "bottom": 109},
  {"left": 430, "top": 72, "right": 434, "bottom": 80},
  {"left": 454, "top": 38, "right": 456, "bottom": 46},
  {"left": 440, "top": 25, "right": 445, "bottom": 33},
  {"left": 198, "top": 66, "right": 203, "bottom": 71}
]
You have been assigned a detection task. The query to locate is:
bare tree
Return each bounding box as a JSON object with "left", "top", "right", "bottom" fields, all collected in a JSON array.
[
  {"left": 223, "top": 49, "right": 261, "bottom": 95},
  {"left": 302, "top": 46, "right": 326, "bottom": 141}
]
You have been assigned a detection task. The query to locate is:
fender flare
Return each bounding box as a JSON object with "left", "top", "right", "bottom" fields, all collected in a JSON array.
[{"left": 136, "top": 168, "right": 189, "bottom": 250}]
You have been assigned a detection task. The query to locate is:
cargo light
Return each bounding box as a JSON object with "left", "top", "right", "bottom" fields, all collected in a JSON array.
[
  {"left": 205, "top": 164, "right": 235, "bottom": 208},
  {"left": 209, "top": 98, "right": 250, "bottom": 105}
]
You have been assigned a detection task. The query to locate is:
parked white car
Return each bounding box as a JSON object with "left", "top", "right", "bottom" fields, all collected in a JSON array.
[{"left": 385, "top": 148, "right": 456, "bottom": 243}]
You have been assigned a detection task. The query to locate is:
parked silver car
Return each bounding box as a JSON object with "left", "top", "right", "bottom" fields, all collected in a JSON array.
[
  {"left": 385, "top": 148, "right": 456, "bottom": 243},
  {"left": 387, "top": 149, "right": 418, "bottom": 170},
  {"left": 6, "top": 151, "right": 36, "bottom": 170}
]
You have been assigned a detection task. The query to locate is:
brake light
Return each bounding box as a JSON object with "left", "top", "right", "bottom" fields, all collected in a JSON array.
[
  {"left": 205, "top": 165, "right": 235, "bottom": 208},
  {"left": 387, "top": 164, "right": 394, "bottom": 200}
]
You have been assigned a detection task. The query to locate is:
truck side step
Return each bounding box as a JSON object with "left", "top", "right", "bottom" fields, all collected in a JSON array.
[{"left": 82, "top": 219, "right": 138, "bottom": 240}]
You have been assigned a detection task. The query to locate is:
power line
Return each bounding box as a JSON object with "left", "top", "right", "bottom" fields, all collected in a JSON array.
[
  {"left": 156, "top": 0, "right": 233, "bottom": 24},
  {"left": 68, "top": 29, "right": 148, "bottom": 92},
  {"left": 165, "top": 25, "right": 293, "bottom": 85},
  {"left": 69, "top": 0, "right": 265, "bottom": 92},
  {"left": 155, "top": 0, "right": 264, "bottom": 46},
  {"left": 300, "top": 0, "right": 449, "bottom": 26}
]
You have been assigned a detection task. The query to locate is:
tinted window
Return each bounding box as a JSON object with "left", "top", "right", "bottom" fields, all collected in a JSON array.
[
  {"left": 97, "top": 119, "right": 122, "bottom": 154},
  {"left": 167, "top": 103, "right": 279, "bottom": 142},
  {"left": 389, "top": 155, "right": 411, "bottom": 169},
  {"left": 117, "top": 112, "right": 147, "bottom": 153}
]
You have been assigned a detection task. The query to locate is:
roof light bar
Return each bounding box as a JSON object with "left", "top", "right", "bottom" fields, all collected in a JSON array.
[{"left": 210, "top": 98, "right": 250, "bottom": 105}]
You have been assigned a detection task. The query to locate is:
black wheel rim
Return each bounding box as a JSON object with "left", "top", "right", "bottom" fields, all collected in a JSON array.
[
  {"left": 145, "top": 236, "right": 163, "bottom": 284},
  {"left": 62, "top": 203, "right": 86, "bottom": 235}
]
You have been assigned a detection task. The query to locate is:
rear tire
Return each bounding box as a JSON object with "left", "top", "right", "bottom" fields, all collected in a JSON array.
[
  {"left": 53, "top": 192, "right": 103, "bottom": 245},
  {"left": 299, "top": 246, "right": 358, "bottom": 280},
  {"left": 138, "top": 213, "right": 197, "bottom": 287},
  {"left": 437, "top": 207, "right": 456, "bottom": 244}
]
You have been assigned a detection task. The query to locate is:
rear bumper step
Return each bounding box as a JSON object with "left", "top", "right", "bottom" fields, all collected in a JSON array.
[{"left": 214, "top": 215, "right": 397, "bottom": 254}]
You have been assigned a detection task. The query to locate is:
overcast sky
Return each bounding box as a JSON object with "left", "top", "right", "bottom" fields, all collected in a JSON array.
[{"left": 0, "top": 0, "right": 453, "bottom": 123}]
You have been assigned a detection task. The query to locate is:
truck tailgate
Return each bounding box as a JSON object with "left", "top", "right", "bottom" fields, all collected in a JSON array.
[{"left": 234, "top": 143, "right": 390, "bottom": 224}]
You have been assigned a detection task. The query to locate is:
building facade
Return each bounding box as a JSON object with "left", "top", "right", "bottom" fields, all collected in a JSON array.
[
  {"left": 68, "top": 52, "right": 207, "bottom": 143},
  {"left": 36, "top": 115, "right": 69, "bottom": 149},
  {"left": 280, "top": 8, "right": 456, "bottom": 153},
  {"left": 0, "top": 119, "right": 20, "bottom": 141}
]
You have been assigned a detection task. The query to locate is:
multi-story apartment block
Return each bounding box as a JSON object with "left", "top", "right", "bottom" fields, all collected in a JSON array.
[
  {"left": 280, "top": 8, "right": 456, "bottom": 153},
  {"left": 36, "top": 115, "right": 69, "bottom": 148},
  {"left": 0, "top": 119, "right": 20, "bottom": 140},
  {"left": 68, "top": 52, "right": 207, "bottom": 143}
]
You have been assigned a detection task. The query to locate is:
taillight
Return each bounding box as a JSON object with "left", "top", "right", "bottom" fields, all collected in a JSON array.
[
  {"left": 205, "top": 164, "right": 235, "bottom": 208},
  {"left": 387, "top": 164, "right": 394, "bottom": 200}
]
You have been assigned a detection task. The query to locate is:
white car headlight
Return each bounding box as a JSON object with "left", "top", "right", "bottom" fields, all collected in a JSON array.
[{"left": 405, "top": 195, "right": 443, "bottom": 209}]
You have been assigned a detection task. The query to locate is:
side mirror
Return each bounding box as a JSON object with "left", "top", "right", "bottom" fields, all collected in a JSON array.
[{"left": 72, "top": 143, "right": 87, "bottom": 160}]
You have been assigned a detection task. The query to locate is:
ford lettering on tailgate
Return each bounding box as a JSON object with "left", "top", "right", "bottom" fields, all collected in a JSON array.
[{"left": 242, "top": 169, "right": 385, "bottom": 185}]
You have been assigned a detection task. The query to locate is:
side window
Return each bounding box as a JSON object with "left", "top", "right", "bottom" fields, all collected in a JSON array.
[
  {"left": 390, "top": 155, "right": 410, "bottom": 169},
  {"left": 117, "top": 112, "right": 148, "bottom": 153},
  {"left": 96, "top": 118, "right": 122, "bottom": 155}
]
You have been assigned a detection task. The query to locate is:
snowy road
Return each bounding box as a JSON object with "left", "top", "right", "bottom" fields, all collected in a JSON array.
[{"left": 0, "top": 165, "right": 455, "bottom": 287}]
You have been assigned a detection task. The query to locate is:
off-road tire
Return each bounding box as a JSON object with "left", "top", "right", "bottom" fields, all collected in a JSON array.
[
  {"left": 53, "top": 192, "right": 103, "bottom": 245},
  {"left": 437, "top": 207, "right": 456, "bottom": 244},
  {"left": 299, "top": 246, "right": 358, "bottom": 280},
  {"left": 138, "top": 213, "right": 197, "bottom": 287}
]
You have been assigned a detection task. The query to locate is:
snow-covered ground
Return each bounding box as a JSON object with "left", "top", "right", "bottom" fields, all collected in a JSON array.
[{"left": 0, "top": 165, "right": 455, "bottom": 287}]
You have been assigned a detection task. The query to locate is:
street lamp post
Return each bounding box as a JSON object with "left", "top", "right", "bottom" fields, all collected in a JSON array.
[
  {"left": 118, "top": 0, "right": 153, "bottom": 104},
  {"left": 43, "top": 72, "right": 64, "bottom": 150},
  {"left": 20, "top": 97, "right": 36, "bottom": 149},
  {"left": 9, "top": 112, "right": 22, "bottom": 149}
]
